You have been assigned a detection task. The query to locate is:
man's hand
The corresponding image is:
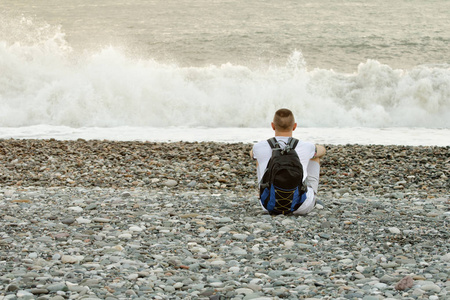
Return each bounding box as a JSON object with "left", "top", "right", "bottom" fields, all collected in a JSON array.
[{"left": 314, "top": 145, "right": 326, "bottom": 158}]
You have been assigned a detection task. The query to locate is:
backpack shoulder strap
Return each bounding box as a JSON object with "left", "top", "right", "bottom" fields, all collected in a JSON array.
[
  {"left": 267, "top": 137, "right": 278, "bottom": 149},
  {"left": 288, "top": 137, "right": 299, "bottom": 149}
]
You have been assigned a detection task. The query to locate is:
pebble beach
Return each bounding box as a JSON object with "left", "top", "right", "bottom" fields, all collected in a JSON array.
[{"left": 0, "top": 139, "right": 448, "bottom": 300}]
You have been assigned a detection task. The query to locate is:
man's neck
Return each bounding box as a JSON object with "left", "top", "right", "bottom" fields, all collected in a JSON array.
[{"left": 274, "top": 131, "right": 292, "bottom": 137}]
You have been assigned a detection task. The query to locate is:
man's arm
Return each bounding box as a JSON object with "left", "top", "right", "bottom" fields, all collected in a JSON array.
[
  {"left": 249, "top": 149, "right": 259, "bottom": 166},
  {"left": 313, "top": 145, "right": 326, "bottom": 159}
]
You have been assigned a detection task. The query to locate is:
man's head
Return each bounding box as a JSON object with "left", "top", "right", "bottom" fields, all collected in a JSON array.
[{"left": 271, "top": 108, "right": 297, "bottom": 135}]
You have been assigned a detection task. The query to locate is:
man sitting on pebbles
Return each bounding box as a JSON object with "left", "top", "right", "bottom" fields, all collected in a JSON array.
[{"left": 250, "top": 108, "right": 326, "bottom": 215}]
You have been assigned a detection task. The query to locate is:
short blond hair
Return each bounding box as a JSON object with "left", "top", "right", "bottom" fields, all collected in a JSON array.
[{"left": 273, "top": 108, "right": 295, "bottom": 131}]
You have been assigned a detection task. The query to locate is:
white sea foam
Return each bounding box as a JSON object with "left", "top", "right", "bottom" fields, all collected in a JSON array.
[
  {"left": 1, "top": 126, "right": 448, "bottom": 146},
  {"left": 1, "top": 17, "right": 449, "bottom": 140}
]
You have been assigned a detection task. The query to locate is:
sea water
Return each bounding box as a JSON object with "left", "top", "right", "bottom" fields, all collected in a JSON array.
[{"left": 1, "top": 0, "right": 449, "bottom": 145}]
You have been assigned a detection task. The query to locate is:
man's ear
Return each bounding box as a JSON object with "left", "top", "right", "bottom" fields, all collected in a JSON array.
[
  {"left": 271, "top": 122, "right": 276, "bottom": 130},
  {"left": 292, "top": 123, "right": 297, "bottom": 131}
]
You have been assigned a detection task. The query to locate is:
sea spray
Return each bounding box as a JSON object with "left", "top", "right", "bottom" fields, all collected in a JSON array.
[{"left": 1, "top": 17, "right": 449, "bottom": 129}]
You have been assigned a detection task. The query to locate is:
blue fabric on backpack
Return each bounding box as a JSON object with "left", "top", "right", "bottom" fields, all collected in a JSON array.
[
  {"left": 291, "top": 187, "right": 300, "bottom": 210},
  {"left": 260, "top": 185, "right": 308, "bottom": 213},
  {"left": 267, "top": 185, "right": 276, "bottom": 211},
  {"left": 260, "top": 187, "right": 269, "bottom": 205}
]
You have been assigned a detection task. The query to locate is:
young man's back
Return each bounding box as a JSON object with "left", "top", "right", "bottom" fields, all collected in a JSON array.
[{"left": 250, "top": 108, "right": 325, "bottom": 215}]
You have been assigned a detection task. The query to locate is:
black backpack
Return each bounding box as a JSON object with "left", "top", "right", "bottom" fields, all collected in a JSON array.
[{"left": 259, "top": 137, "right": 308, "bottom": 215}]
